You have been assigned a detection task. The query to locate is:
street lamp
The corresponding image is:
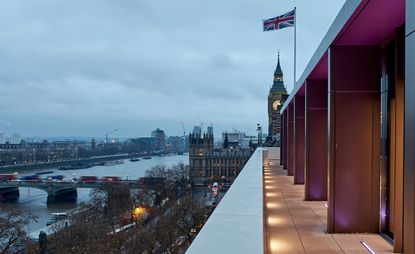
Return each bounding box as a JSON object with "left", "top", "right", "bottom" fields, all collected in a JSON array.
[
  {"left": 256, "top": 123, "right": 263, "bottom": 147},
  {"left": 132, "top": 207, "right": 147, "bottom": 221}
]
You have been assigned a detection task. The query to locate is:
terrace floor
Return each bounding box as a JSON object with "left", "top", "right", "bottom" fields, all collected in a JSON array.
[{"left": 263, "top": 157, "right": 395, "bottom": 254}]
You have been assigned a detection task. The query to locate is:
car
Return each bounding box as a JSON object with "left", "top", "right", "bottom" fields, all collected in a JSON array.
[
  {"left": 0, "top": 174, "right": 17, "bottom": 182},
  {"left": 79, "top": 176, "right": 98, "bottom": 183},
  {"left": 100, "top": 176, "right": 122, "bottom": 182}
]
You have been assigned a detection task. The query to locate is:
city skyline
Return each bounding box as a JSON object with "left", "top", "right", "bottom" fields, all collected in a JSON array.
[{"left": 0, "top": 0, "right": 345, "bottom": 137}]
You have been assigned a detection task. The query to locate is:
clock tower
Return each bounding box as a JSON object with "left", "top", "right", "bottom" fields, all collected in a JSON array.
[{"left": 268, "top": 52, "right": 288, "bottom": 145}]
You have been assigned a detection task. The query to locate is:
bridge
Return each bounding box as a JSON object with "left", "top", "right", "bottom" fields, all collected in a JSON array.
[{"left": 0, "top": 181, "right": 139, "bottom": 203}]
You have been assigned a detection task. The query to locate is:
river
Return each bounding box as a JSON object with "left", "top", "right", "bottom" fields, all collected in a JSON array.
[{"left": 1, "top": 154, "right": 188, "bottom": 232}]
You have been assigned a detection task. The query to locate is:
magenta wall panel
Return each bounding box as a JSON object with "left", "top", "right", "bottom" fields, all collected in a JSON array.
[
  {"left": 294, "top": 96, "right": 305, "bottom": 184},
  {"left": 287, "top": 104, "right": 294, "bottom": 176},
  {"left": 328, "top": 46, "right": 380, "bottom": 233},
  {"left": 305, "top": 80, "right": 328, "bottom": 201},
  {"left": 280, "top": 112, "right": 285, "bottom": 166},
  {"left": 283, "top": 111, "right": 288, "bottom": 169}
]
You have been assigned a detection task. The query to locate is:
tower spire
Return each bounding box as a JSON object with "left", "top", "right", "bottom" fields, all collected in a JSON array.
[
  {"left": 223, "top": 132, "right": 229, "bottom": 149},
  {"left": 274, "top": 50, "right": 283, "bottom": 77},
  {"left": 270, "top": 51, "right": 287, "bottom": 93}
]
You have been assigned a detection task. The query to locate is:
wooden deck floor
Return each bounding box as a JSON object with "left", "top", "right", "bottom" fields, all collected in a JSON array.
[{"left": 263, "top": 160, "right": 395, "bottom": 254}]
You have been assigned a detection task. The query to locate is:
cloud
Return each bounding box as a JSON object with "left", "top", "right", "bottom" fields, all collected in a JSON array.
[{"left": 0, "top": 0, "right": 345, "bottom": 137}]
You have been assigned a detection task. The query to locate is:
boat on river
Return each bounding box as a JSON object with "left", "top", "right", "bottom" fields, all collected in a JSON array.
[
  {"left": 58, "top": 163, "right": 92, "bottom": 170},
  {"left": 35, "top": 170, "right": 54, "bottom": 175}
]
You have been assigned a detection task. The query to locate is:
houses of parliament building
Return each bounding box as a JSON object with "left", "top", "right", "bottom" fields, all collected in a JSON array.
[{"left": 188, "top": 128, "right": 253, "bottom": 185}]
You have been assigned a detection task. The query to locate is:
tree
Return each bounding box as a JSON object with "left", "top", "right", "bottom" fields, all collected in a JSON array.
[
  {"left": 90, "top": 184, "right": 131, "bottom": 233},
  {"left": 145, "top": 163, "right": 191, "bottom": 205},
  {"left": 45, "top": 162, "right": 209, "bottom": 253},
  {"left": 0, "top": 207, "right": 37, "bottom": 254},
  {"left": 172, "top": 196, "right": 206, "bottom": 245}
]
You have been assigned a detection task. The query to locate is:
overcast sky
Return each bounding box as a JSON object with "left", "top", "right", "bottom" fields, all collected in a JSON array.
[{"left": 0, "top": 0, "right": 345, "bottom": 138}]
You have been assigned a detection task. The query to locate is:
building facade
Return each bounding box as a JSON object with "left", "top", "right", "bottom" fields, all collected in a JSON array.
[
  {"left": 267, "top": 53, "right": 288, "bottom": 145},
  {"left": 0, "top": 140, "right": 88, "bottom": 166},
  {"left": 188, "top": 130, "right": 253, "bottom": 184}
]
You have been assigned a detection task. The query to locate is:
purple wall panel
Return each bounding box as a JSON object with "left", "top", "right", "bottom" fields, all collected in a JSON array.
[
  {"left": 328, "top": 46, "right": 380, "bottom": 233},
  {"left": 281, "top": 113, "right": 284, "bottom": 166},
  {"left": 334, "top": 93, "right": 377, "bottom": 231},
  {"left": 283, "top": 112, "right": 288, "bottom": 169},
  {"left": 287, "top": 104, "right": 294, "bottom": 176},
  {"left": 294, "top": 96, "right": 305, "bottom": 184},
  {"left": 305, "top": 80, "right": 328, "bottom": 201}
]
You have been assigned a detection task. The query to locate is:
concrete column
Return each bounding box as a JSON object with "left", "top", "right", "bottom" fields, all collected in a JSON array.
[
  {"left": 287, "top": 103, "right": 294, "bottom": 176},
  {"left": 294, "top": 95, "right": 305, "bottom": 184},
  {"left": 281, "top": 114, "right": 284, "bottom": 164},
  {"left": 327, "top": 46, "right": 380, "bottom": 233},
  {"left": 305, "top": 79, "right": 328, "bottom": 201},
  {"left": 283, "top": 111, "right": 288, "bottom": 170},
  {"left": 404, "top": 1, "right": 415, "bottom": 251}
]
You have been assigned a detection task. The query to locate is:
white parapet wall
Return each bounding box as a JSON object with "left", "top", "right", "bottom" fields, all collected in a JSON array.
[
  {"left": 267, "top": 147, "right": 280, "bottom": 160},
  {"left": 186, "top": 148, "right": 265, "bottom": 254}
]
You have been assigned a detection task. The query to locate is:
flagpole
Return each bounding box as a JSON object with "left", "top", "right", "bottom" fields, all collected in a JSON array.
[{"left": 293, "top": 7, "right": 297, "bottom": 92}]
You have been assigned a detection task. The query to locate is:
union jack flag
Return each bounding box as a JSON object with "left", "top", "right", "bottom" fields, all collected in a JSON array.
[{"left": 263, "top": 9, "right": 295, "bottom": 31}]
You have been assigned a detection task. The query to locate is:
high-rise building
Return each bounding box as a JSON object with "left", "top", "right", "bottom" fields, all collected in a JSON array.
[
  {"left": 207, "top": 126, "right": 213, "bottom": 136},
  {"left": 0, "top": 131, "right": 4, "bottom": 144},
  {"left": 151, "top": 128, "right": 166, "bottom": 150},
  {"left": 268, "top": 52, "right": 288, "bottom": 145},
  {"left": 192, "top": 126, "right": 202, "bottom": 137},
  {"left": 10, "top": 133, "right": 22, "bottom": 144},
  {"left": 91, "top": 138, "right": 96, "bottom": 150}
]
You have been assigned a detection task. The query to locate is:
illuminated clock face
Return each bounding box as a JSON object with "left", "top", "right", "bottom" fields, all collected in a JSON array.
[{"left": 272, "top": 100, "right": 281, "bottom": 110}]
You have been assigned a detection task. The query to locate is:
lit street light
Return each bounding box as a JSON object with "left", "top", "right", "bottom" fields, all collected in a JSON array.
[
  {"left": 256, "top": 123, "right": 263, "bottom": 147},
  {"left": 132, "top": 207, "right": 147, "bottom": 221}
]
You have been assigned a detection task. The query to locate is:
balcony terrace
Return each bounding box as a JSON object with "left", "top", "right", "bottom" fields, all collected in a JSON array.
[
  {"left": 188, "top": 0, "right": 415, "bottom": 252},
  {"left": 187, "top": 147, "right": 394, "bottom": 253}
]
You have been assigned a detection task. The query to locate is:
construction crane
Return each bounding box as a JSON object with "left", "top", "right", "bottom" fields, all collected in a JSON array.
[
  {"left": 181, "top": 123, "right": 186, "bottom": 151},
  {"left": 104, "top": 129, "right": 118, "bottom": 143},
  {"left": 181, "top": 122, "right": 186, "bottom": 138}
]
